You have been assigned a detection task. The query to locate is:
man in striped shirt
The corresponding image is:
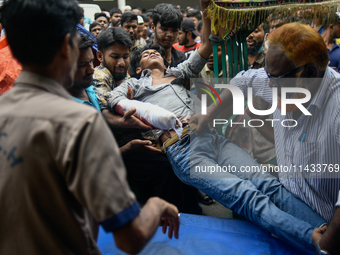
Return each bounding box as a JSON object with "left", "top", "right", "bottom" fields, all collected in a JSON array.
[{"left": 195, "top": 23, "right": 340, "bottom": 225}]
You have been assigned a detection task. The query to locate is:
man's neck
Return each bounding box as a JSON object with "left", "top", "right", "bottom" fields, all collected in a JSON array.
[
  {"left": 22, "top": 65, "right": 67, "bottom": 88},
  {"left": 208, "top": 65, "right": 222, "bottom": 74},
  {"left": 68, "top": 86, "right": 89, "bottom": 101},
  {"left": 248, "top": 54, "right": 259, "bottom": 66},
  {"left": 185, "top": 40, "right": 196, "bottom": 48},
  {"left": 115, "top": 79, "right": 125, "bottom": 86},
  {"left": 322, "top": 28, "right": 335, "bottom": 50}
]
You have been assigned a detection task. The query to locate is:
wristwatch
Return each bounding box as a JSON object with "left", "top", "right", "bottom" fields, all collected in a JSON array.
[{"left": 317, "top": 240, "right": 331, "bottom": 255}]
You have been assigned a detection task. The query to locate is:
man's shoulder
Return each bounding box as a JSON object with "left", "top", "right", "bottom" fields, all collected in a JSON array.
[
  {"left": 0, "top": 85, "right": 100, "bottom": 127},
  {"left": 94, "top": 65, "right": 112, "bottom": 78}
]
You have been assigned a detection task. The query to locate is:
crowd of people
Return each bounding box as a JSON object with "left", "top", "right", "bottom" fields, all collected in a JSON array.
[{"left": 1, "top": 0, "right": 340, "bottom": 254}]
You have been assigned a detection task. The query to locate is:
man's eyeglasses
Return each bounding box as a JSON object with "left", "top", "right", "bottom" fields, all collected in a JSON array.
[{"left": 265, "top": 65, "right": 305, "bottom": 88}]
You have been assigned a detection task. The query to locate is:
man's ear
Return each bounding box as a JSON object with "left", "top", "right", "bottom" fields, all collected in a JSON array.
[
  {"left": 136, "top": 67, "right": 142, "bottom": 74},
  {"left": 151, "top": 23, "right": 155, "bottom": 33},
  {"left": 303, "top": 64, "right": 318, "bottom": 78},
  {"left": 188, "top": 31, "right": 192, "bottom": 38},
  {"left": 97, "top": 50, "right": 104, "bottom": 63},
  {"left": 60, "top": 33, "right": 72, "bottom": 59}
]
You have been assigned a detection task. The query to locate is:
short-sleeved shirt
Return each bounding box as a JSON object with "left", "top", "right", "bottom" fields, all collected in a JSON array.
[
  {"left": 0, "top": 71, "right": 139, "bottom": 255},
  {"left": 173, "top": 42, "right": 201, "bottom": 59}
]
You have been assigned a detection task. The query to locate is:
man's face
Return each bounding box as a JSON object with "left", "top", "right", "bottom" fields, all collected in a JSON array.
[
  {"left": 189, "top": 17, "right": 199, "bottom": 27},
  {"left": 246, "top": 24, "right": 265, "bottom": 56},
  {"left": 96, "top": 16, "right": 109, "bottom": 29},
  {"left": 153, "top": 23, "right": 179, "bottom": 49},
  {"left": 111, "top": 13, "right": 121, "bottom": 27},
  {"left": 90, "top": 25, "right": 102, "bottom": 37},
  {"left": 101, "top": 43, "right": 130, "bottom": 82},
  {"left": 265, "top": 47, "right": 306, "bottom": 111},
  {"left": 139, "top": 49, "right": 164, "bottom": 71},
  {"left": 143, "top": 23, "right": 149, "bottom": 39},
  {"left": 136, "top": 24, "right": 144, "bottom": 39},
  {"left": 332, "top": 23, "right": 340, "bottom": 38},
  {"left": 74, "top": 47, "right": 95, "bottom": 89},
  {"left": 178, "top": 29, "right": 189, "bottom": 46},
  {"left": 207, "top": 45, "right": 222, "bottom": 71},
  {"left": 122, "top": 20, "right": 138, "bottom": 42}
]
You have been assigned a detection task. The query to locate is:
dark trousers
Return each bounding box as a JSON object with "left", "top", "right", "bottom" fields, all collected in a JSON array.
[{"left": 123, "top": 152, "right": 202, "bottom": 215}]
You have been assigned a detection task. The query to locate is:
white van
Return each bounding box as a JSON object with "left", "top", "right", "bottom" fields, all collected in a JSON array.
[{"left": 79, "top": 3, "right": 101, "bottom": 22}]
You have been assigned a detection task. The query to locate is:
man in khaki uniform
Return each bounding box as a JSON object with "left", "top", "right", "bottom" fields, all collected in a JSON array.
[{"left": 0, "top": 1, "right": 179, "bottom": 254}]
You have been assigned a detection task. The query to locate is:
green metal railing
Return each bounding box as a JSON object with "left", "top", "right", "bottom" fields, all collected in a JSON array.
[{"left": 212, "top": 31, "right": 249, "bottom": 135}]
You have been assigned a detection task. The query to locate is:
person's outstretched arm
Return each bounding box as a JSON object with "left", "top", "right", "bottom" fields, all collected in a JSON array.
[{"left": 113, "top": 197, "right": 180, "bottom": 255}]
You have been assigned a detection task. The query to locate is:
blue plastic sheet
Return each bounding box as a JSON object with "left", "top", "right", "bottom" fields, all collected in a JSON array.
[{"left": 97, "top": 213, "right": 314, "bottom": 255}]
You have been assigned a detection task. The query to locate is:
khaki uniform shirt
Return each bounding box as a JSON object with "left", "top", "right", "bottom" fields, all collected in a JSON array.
[{"left": 0, "top": 71, "right": 138, "bottom": 255}]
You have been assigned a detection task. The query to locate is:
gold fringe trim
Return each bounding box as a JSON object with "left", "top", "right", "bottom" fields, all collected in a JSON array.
[{"left": 205, "top": 0, "right": 340, "bottom": 35}]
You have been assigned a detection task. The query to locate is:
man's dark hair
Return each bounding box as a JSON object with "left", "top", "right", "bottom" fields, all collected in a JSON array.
[
  {"left": 322, "top": 13, "right": 340, "bottom": 28},
  {"left": 197, "top": 20, "right": 203, "bottom": 33},
  {"left": 78, "top": 33, "right": 95, "bottom": 50},
  {"left": 146, "top": 12, "right": 153, "bottom": 19},
  {"left": 90, "top": 22, "right": 101, "bottom": 31},
  {"left": 95, "top": 13, "right": 109, "bottom": 22},
  {"left": 121, "top": 12, "right": 138, "bottom": 26},
  {"left": 187, "top": 10, "right": 202, "bottom": 21},
  {"left": 80, "top": 7, "right": 85, "bottom": 18},
  {"left": 141, "top": 14, "right": 149, "bottom": 23},
  {"left": 109, "top": 7, "right": 122, "bottom": 17},
  {"left": 181, "top": 28, "right": 197, "bottom": 40},
  {"left": 0, "top": 0, "right": 81, "bottom": 66},
  {"left": 262, "top": 21, "right": 270, "bottom": 34},
  {"left": 97, "top": 27, "right": 132, "bottom": 52},
  {"left": 129, "top": 44, "right": 167, "bottom": 78},
  {"left": 152, "top": 4, "right": 182, "bottom": 29}
]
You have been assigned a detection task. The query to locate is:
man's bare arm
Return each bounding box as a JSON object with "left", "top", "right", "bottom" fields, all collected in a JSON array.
[
  {"left": 197, "top": 0, "right": 213, "bottom": 59},
  {"left": 113, "top": 197, "right": 180, "bottom": 254}
]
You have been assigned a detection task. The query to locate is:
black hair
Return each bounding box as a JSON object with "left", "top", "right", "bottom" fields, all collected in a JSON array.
[
  {"left": 89, "top": 22, "right": 101, "bottom": 31},
  {"left": 97, "top": 27, "right": 132, "bottom": 52},
  {"left": 80, "top": 7, "right": 84, "bottom": 17},
  {"left": 0, "top": 0, "right": 81, "bottom": 66},
  {"left": 78, "top": 33, "right": 95, "bottom": 50},
  {"left": 141, "top": 14, "right": 149, "bottom": 23},
  {"left": 109, "top": 8, "right": 122, "bottom": 17},
  {"left": 121, "top": 12, "right": 137, "bottom": 26},
  {"left": 182, "top": 29, "right": 197, "bottom": 40},
  {"left": 187, "top": 10, "right": 202, "bottom": 21},
  {"left": 152, "top": 3, "right": 182, "bottom": 29},
  {"left": 197, "top": 20, "right": 203, "bottom": 33},
  {"left": 95, "top": 13, "right": 109, "bottom": 22},
  {"left": 116, "top": 20, "right": 121, "bottom": 27},
  {"left": 322, "top": 13, "right": 340, "bottom": 28},
  {"left": 262, "top": 20, "right": 270, "bottom": 35},
  {"left": 129, "top": 44, "right": 167, "bottom": 78}
]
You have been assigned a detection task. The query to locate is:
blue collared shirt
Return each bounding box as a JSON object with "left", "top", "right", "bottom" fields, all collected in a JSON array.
[
  {"left": 73, "top": 85, "right": 101, "bottom": 113},
  {"left": 328, "top": 40, "right": 340, "bottom": 72}
]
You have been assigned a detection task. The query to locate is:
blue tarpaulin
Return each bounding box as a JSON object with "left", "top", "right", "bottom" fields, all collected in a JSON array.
[{"left": 97, "top": 213, "right": 314, "bottom": 255}]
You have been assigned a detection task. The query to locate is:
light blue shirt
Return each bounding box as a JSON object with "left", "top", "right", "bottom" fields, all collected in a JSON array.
[
  {"left": 230, "top": 67, "right": 340, "bottom": 222},
  {"left": 73, "top": 85, "right": 101, "bottom": 113}
]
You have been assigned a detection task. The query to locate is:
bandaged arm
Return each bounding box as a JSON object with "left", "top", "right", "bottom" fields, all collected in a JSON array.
[{"left": 116, "top": 99, "right": 183, "bottom": 137}]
